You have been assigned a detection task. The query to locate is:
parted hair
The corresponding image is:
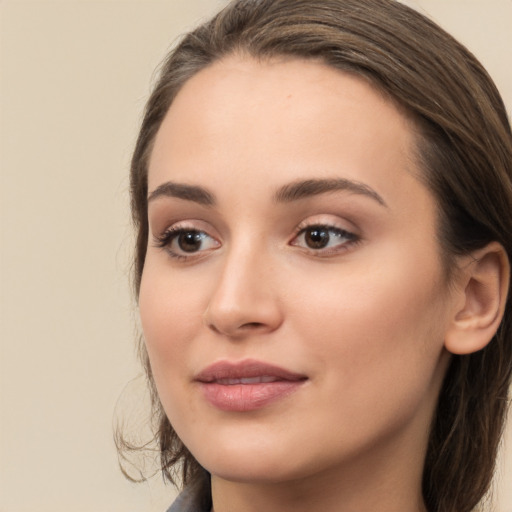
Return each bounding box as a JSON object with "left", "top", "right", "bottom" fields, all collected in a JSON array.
[{"left": 123, "top": 1, "right": 512, "bottom": 511}]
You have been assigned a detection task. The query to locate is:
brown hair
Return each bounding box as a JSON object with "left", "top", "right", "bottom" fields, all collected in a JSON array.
[{"left": 124, "top": 1, "right": 512, "bottom": 511}]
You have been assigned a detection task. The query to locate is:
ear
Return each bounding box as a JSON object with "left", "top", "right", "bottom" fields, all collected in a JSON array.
[{"left": 444, "top": 242, "right": 510, "bottom": 355}]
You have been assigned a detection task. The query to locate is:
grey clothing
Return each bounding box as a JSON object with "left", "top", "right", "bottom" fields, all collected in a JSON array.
[
  {"left": 167, "top": 489, "right": 205, "bottom": 512},
  {"left": 166, "top": 476, "right": 211, "bottom": 512}
]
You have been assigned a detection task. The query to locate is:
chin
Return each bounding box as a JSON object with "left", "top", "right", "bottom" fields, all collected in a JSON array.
[
  {"left": 188, "top": 432, "right": 311, "bottom": 484},
  {"left": 203, "top": 457, "right": 307, "bottom": 485}
]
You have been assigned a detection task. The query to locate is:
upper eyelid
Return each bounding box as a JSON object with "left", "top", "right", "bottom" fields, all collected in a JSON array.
[
  {"left": 295, "top": 224, "right": 354, "bottom": 235},
  {"left": 293, "top": 216, "right": 359, "bottom": 235},
  {"left": 152, "top": 219, "right": 217, "bottom": 237},
  {"left": 292, "top": 224, "right": 358, "bottom": 242},
  {"left": 156, "top": 225, "right": 218, "bottom": 242}
]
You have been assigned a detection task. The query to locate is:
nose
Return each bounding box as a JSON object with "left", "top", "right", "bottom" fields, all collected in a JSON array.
[{"left": 203, "top": 247, "right": 284, "bottom": 338}]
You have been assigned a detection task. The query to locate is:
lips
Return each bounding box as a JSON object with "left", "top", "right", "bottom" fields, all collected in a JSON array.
[{"left": 195, "top": 359, "right": 307, "bottom": 412}]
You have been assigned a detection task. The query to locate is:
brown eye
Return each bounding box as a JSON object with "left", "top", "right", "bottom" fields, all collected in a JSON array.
[
  {"left": 291, "top": 224, "right": 358, "bottom": 255},
  {"left": 155, "top": 227, "right": 220, "bottom": 259},
  {"left": 178, "top": 231, "right": 205, "bottom": 252},
  {"left": 304, "top": 227, "right": 330, "bottom": 249}
]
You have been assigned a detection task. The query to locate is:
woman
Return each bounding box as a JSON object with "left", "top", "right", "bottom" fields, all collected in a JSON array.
[{"left": 122, "top": 1, "right": 512, "bottom": 511}]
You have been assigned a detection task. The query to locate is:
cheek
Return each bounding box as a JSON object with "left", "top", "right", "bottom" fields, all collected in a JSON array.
[
  {"left": 139, "top": 252, "right": 212, "bottom": 341},
  {"left": 138, "top": 258, "right": 208, "bottom": 406},
  {"left": 291, "top": 249, "right": 449, "bottom": 417}
]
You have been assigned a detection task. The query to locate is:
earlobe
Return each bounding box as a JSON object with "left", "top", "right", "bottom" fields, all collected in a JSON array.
[{"left": 444, "top": 242, "right": 510, "bottom": 355}]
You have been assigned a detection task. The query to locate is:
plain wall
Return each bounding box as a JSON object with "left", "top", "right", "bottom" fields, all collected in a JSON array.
[{"left": 0, "top": 1, "right": 510, "bottom": 511}]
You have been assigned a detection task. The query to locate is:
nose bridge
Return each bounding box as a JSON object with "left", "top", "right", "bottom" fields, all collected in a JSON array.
[{"left": 204, "top": 231, "right": 282, "bottom": 336}]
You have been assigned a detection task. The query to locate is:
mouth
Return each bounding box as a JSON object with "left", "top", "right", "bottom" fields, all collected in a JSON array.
[{"left": 195, "top": 359, "right": 308, "bottom": 412}]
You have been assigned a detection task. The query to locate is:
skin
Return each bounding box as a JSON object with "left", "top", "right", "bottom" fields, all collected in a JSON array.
[{"left": 139, "top": 56, "right": 463, "bottom": 512}]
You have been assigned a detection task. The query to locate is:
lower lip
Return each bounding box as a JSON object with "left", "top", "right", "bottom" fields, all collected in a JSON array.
[{"left": 199, "top": 381, "right": 305, "bottom": 412}]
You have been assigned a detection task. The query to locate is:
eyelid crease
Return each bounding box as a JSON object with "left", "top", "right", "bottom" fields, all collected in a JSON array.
[
  {"left": 153, "top": 225, "right": 216, "bottom": 244},
  {"left": 293, "top": 214, "right": 360, "bottom": 236}
]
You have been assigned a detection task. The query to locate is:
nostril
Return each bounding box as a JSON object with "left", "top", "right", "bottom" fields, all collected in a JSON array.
[
  {"left": 207, "top": 323, "right": 222, "bottom": 334},
  {"left": 241, "top": 322, "right": 265, "bottom": 330},
  {"left": 205, "top": 320, "right": 263, "bottom": 334}
]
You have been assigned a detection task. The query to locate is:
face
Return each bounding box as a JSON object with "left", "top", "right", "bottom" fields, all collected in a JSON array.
[{"left": 139, "top": 56, "right": 455, "bottom": 487}]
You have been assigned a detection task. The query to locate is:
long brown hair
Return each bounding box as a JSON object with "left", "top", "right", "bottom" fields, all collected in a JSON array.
[{"left": 123, "top": 1, "right": 512, "bottom": 511}]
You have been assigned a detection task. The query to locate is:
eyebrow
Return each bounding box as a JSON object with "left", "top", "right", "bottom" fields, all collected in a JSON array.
[
  {"left": 273, "top": 178, "right": 387, "bottom": 207},
  {"left": 147, "top": 177, "right": 387, "bottom": 208},
  {"left": 147, "top": 182, "right": 215, "bottom": 206}
]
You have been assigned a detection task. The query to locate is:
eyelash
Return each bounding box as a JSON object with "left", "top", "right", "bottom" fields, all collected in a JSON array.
[
  {"left": 153, "top": 226, "right": 220, "bottom": 261},
  {"left": 290, "top": 223, "right": 360, "bottom": 256},
  {"left": 153, "top": 222, "right": 360, "bottom": 261}
]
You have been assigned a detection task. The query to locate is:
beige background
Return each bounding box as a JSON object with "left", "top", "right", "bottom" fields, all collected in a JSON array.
[{"left": 0, "top": 1, "right": 511, "bottom": 511}]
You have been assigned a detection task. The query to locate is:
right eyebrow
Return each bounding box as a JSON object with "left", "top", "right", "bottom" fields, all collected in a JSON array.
[
  {"left": 147, "top": 181, "right": 216, "bottom": 206},
  {"left": 273, "top": 178, "right": 387, "bottom": 207}
]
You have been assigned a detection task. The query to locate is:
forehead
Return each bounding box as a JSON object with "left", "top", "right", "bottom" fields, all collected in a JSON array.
[{"left": 148, "top": 55, "right": 424, "bottom": 211}]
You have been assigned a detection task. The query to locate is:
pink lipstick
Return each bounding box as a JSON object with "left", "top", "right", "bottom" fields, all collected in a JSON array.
[{"left": 195, "top": 359, "right": 307, "bottom": 412}]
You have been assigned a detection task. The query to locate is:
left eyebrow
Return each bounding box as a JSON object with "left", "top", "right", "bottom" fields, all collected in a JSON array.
[{"left": 273, "top": 178, "right": 387, "bottom": 207}]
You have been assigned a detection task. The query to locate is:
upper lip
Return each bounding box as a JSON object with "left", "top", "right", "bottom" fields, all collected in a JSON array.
[{"left": 195, "top": 359, "right": 308, "bottom": 383}]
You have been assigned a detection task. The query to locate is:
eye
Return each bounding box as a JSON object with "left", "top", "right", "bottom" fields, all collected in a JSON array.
[
  {"left": 291, "top": 224, "right": 359, "bottom": 254},
  {"left": 154, "top": 227, "right": 220, "bottom": 260}
]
